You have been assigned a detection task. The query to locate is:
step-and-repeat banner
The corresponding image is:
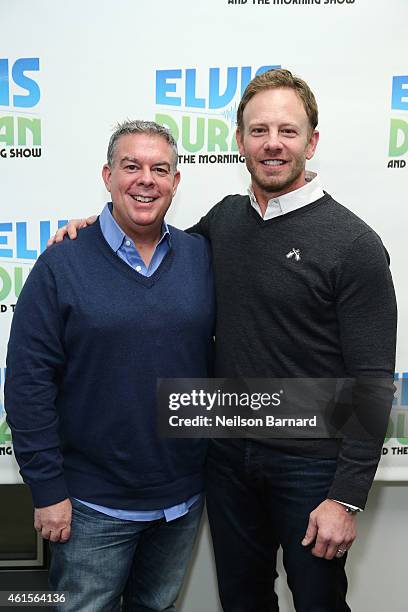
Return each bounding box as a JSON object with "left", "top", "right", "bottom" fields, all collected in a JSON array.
[{"left": 1, "top": 0, "right": 407, "bottom": 482}]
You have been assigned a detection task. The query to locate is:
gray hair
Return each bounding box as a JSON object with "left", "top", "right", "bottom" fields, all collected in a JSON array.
[{"left": 107, "top": 120, "right": 178, "bottom": 172}]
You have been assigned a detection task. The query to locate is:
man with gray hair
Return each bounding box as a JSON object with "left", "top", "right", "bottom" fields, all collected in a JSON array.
[{"left": 5, "top": 120, "right": 215, "bottom": 611}]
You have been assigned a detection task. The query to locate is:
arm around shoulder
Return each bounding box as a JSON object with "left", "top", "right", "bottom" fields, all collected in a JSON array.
[
  {"left": 185, "top": 198, "right": 229, "bottom": 238},
  {"left": 47, "top": 215, "right": 97, "bottom": 246}
]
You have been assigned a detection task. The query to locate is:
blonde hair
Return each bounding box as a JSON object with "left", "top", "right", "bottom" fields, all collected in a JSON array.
[{"left": 237, "top": 68, "right": 318, "bottom": 133}]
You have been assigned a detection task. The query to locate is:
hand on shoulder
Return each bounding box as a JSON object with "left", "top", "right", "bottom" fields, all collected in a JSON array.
[{"left": 47, "top": 215, "right": 97, "bottom": 247}]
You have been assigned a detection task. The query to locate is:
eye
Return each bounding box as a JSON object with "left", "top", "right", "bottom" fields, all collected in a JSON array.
[
  {"left": 125, "top": 164, "right": 138, "bottom": 171},
  {"left": 154, "top": 167, "right": 169, "bottom": 176},
  {"left": 281, "top": 128, "right": 297, "bottom": 136},
  {"left": 251, "top": 127, "right": 266, "bottom": 135}
]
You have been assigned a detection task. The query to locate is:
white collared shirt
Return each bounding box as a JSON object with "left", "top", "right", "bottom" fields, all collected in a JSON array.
[{"left": 248, "top": 171, "right": 324, "bottom": 220}]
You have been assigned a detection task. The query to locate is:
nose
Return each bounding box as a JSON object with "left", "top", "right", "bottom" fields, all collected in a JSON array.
[
  {"left": 263, "top": 130, "right": 282, "bottom": 152},
  {"left": 137, "top": 166, "right": 155, "bottom": 187}
]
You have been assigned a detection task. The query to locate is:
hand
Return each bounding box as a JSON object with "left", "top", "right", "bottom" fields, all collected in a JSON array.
[
  {"left": 301, "top": 499, "right": 356, "bottom": 560},
  {"left": 34, "top": 498, "right": 72, "bottom": 543},
  {"left": 46, "top": 215, "right": 97, "bottom": 247}
]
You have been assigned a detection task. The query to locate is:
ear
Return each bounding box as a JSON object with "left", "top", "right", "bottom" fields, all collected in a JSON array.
[
  {"left": 305, "top": 130, "right": 319, "bottom": 160},
  {"left": 172, "top": 170, "right": 181, "bottom": 197},
  {"left": 102, "top": 164, "right": 112, "bottom": 192},
  {"left": 235, "top": 129, "right": 245, "bottom": 156}
]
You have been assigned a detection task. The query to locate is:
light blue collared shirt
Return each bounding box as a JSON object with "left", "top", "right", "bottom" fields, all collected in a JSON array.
[
  {"left": 76, "top": 203, "right": 202, "bottom": 521},
  {"left": 99, "top": 202, "right": 171, "bottom": 276}
]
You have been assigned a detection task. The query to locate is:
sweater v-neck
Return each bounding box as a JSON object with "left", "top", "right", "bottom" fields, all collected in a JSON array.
[
  {"left": 246, "top": 193, "right": 331, "bottom": 227},
  {"left": 93, "top": 218, "right": 175, "bottom": 288}
]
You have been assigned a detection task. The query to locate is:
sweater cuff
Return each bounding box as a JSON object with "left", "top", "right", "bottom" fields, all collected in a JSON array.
[
  {"left": 29, "top": 475, "right": 69, "bottom": 508},
  {"left": 327, "top": 480, "right": 369, "bottom": 510}
]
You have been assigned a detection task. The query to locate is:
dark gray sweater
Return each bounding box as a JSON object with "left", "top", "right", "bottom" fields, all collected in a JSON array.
[{"left": 188, "top": 193, "right": 397, "bottom": 508}]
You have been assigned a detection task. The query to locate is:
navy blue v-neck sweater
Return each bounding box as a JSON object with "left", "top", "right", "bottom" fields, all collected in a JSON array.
[{"left": 5, "top": 221, "right": 215, "bottom": 509}]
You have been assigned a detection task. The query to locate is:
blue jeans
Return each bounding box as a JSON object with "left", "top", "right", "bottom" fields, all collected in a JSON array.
[
  {"left": 206, "top": 440, "right": 350, "bottom": 612},
  {"left": 49, "top": 497, "right": 203, "bottom": 612}
]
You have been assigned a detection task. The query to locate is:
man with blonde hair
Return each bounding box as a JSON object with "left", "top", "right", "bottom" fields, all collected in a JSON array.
[{"left": 50, "top": 70, "right": 396, "bottom": 611}]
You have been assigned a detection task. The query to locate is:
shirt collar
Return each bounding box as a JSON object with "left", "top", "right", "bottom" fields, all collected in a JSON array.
[
  {"left": 99, "top": 202, "right": 170, "bottom": 253},
  {"left": 248, "top": 172, "right": 325, "bottom": 220}
]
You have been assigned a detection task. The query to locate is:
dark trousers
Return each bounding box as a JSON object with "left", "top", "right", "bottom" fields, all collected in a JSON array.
[{"left": 206, "top": 440, "right": 350, "bottom": 612}]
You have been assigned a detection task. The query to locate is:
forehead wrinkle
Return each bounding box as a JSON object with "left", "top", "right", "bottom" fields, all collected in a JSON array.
[
  {"left": 247, "top": 118, "right": 301, "bottom": 129},
  {"left": 243, "top": 91, "right": 308, "bottom": 128},
  {"left": 119, "top": 155, "right": 138, "bottom": 164},
  {"left": 119, "top": 155, "right": 171, "bottom": 168}
]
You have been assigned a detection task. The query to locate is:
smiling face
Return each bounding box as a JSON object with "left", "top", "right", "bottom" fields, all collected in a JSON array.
[
  {"left": 236, "top": 87, "right": 319, "bottom": 208},
  {"left": 102, "top": 133, "right": 180, "bottom": 241}
]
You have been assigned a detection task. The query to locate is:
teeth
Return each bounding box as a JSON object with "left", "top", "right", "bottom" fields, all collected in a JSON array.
[
  {"left": 131, "top": 195, "right": 154, "bottom": 203},
  {"left": 263, "top": 160, "right": 285, "bottom": 166}
]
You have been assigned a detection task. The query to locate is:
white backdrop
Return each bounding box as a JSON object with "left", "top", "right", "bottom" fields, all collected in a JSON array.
[{"left": 1, "top": 0, "right": 407, "bottom": 485}]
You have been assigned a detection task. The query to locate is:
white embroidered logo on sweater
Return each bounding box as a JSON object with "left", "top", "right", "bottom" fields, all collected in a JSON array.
[{"left": 286, "top": 248, "right": 301, "bottom": 261}]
